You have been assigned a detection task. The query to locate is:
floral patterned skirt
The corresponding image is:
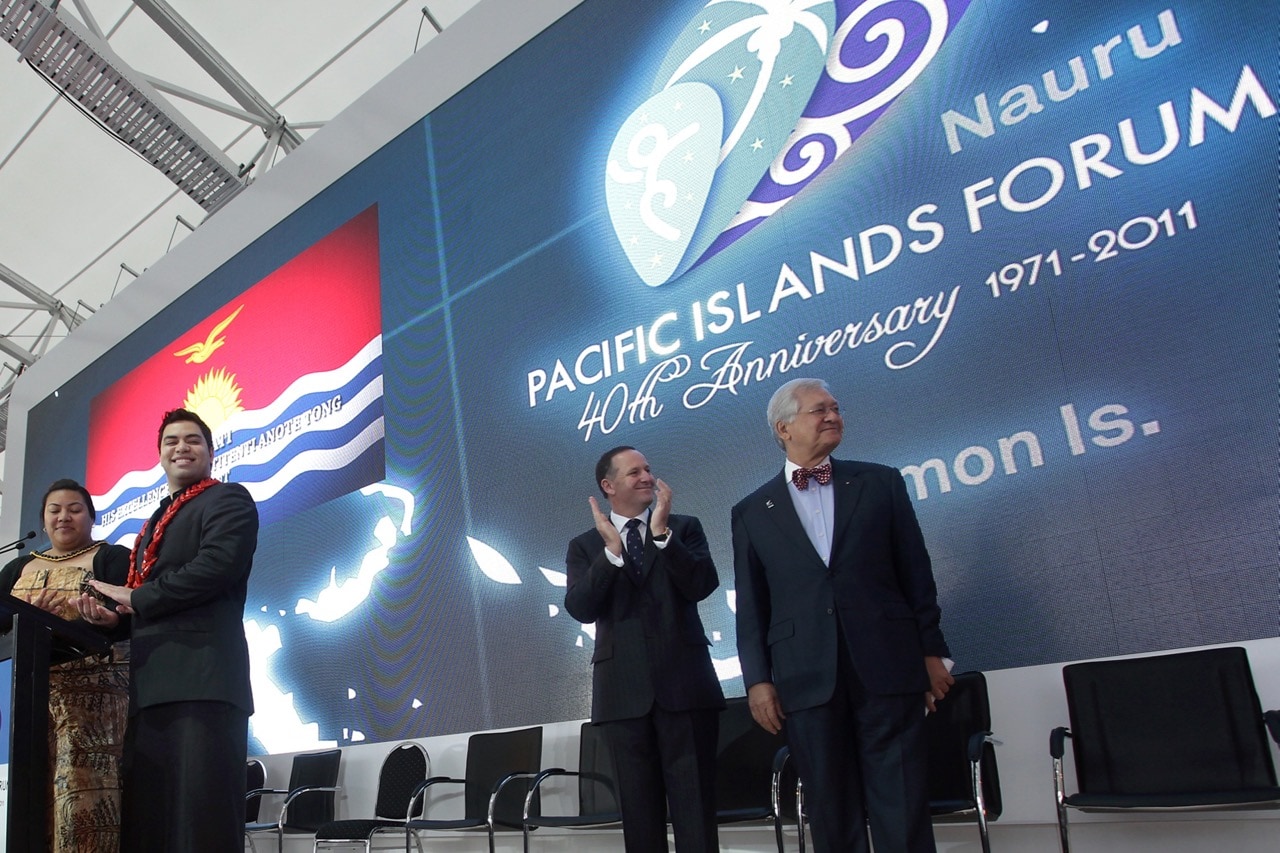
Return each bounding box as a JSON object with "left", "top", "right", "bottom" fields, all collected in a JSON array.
[{"left": 46, "top": 645, "right": 129, "bottom": 853}]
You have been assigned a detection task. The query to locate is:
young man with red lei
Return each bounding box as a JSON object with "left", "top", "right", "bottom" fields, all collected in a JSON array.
[{"left": 78, "top": 408, "right": 258, "bottom": 852}]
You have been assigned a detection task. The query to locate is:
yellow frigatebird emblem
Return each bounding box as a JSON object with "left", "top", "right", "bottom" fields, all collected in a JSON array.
[{"left": 173, "top": 304, "right": 244, "bottom": 364}]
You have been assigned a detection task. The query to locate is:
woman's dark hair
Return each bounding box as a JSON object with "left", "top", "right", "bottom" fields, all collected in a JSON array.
[{"left": 41, "top": 478, "right": 96, "bottom": 522}]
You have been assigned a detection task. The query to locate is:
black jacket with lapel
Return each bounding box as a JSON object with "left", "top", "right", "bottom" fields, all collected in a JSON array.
[
  {"left": 732, "top": 458, "right": 948, "bottom": 710},
  {"left": 128, "top": 481, "right": 258, "bottom": 715},
  {"left": 565, "top": 513, "right": 725, "bottom": 722}
]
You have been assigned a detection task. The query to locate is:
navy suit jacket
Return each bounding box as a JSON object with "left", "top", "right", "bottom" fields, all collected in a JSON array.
[
  {"left": 128, "top": 481, "right": 258, "bottom": 715},
  {"left": 732, "top": 459, "right": 948, "bottom": 710},
  {"left": 565, "top": 513, "right": 725, "bottom": 723}
]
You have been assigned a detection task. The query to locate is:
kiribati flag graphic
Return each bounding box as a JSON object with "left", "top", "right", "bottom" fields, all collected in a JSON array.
[{"left": 88, "top": 206, "right": 384, "bottom": 541}]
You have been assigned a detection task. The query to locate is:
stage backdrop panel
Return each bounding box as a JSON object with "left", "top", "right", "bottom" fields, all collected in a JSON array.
[{"left": 12, "top": 0, "right": 1278, "bottom": 754}]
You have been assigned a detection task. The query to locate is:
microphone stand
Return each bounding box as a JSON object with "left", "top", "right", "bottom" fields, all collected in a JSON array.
[{"left": 0, "top": 531, "right": 37, "bottom": 556}]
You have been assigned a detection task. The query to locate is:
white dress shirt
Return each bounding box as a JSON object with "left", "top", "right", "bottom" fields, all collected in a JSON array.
[
  {"left": 784, "top": 457, "right": 834, "bottom": 565},
  {"left": 603, "top": 508, "right": 669, "bottom": 566}
]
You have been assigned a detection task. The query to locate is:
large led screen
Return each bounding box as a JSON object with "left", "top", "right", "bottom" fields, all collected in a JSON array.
[{"left": 17, "top": 0, "right": 1278, "bottom": 755}]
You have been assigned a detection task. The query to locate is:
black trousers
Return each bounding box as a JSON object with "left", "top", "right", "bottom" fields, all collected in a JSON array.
[
  {"left": 601, "top": 705, "right": 720, "bottom": 853},
  {"left": 784, "top": 625, "right": 934, "bottom": 853},
  {"left": 121, "top": 700, "right": 249, "bottom": 852}
]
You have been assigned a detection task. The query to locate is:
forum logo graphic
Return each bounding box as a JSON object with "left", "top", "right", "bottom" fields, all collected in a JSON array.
[{"left": 605, "top": 0, "right": 970, "bottom": 287}]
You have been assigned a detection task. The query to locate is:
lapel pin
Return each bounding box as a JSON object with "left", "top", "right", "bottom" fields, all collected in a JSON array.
[{"left": 765, "top": 499, "right": 774, "bottom": 509}]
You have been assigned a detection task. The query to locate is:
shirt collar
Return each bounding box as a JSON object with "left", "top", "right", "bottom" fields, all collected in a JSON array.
[{"left": 609, "top": 507, "right": 651, "bottom": 533}]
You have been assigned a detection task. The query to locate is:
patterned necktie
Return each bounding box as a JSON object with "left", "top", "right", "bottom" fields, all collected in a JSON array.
[
  {"left": 624, "top": 518, "right": 645, "bottom": 580},
  {"left": 792, "top": 462, "right": 833, "bottom": 491}
]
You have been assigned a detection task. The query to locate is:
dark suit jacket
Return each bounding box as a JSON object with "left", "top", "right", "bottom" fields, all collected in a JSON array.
[
  {"left": 565, "top": 513, "right": 725, "bottom": 723},
  {"left": 732, "top": 459, "right": 948, "bottom": 710},
  {"left": 128, "top": 481, "right": 258, "bottom": 715}
]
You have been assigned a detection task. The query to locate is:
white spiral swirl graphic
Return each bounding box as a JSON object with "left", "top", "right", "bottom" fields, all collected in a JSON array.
[{"left": 730, "top": 0, "right": 950, "bottom": 229}]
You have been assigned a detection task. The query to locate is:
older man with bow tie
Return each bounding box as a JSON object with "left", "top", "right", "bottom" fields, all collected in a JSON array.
[{"left": 732, "top": 378, "right": 953, "bottom": 853}]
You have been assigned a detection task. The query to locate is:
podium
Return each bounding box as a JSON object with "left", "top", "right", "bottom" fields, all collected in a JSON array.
[{"left": 0, "top": 594, "right": 111, "bottom": 853}]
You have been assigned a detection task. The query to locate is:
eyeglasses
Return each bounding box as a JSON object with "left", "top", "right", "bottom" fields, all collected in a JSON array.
[{"left": 805, "top": 404, "right": 841, "bottom": 417}]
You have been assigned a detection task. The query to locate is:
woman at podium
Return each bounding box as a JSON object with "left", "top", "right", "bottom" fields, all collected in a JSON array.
[{"left": 0, "top": 479, "right": 131, "bottom": 853}]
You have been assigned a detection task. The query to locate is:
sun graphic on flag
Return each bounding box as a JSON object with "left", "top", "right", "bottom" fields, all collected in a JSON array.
[{"left": 184, "top": 367, "right": 246, "bottom": 433}]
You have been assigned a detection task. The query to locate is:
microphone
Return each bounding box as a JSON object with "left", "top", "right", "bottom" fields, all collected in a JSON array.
[{"left": 0, "top": 530, "right": 36, "bottom": 556}]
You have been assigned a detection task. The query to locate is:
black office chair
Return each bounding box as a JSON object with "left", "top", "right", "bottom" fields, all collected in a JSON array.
[
  {"left": 521, "top": 722, "right": 622, "bottom": 852},
  {"left": 405, "top": 726, "right": 543, "bottom": 853},
  {"left": 1051, "top": 647, "right": 1280, "bottom": 852},
  {"left": 715, "top": 696, "right": 802, "bottom": 853},
  {"left": 313, "top": 742, "right": 429, "bottom": 852},
  {"left": 926, "top": 670, "right": 1002, "bottom": 853},
  {"left": 245, "top": 748, "right": 342, "bottom": 853},
  {"left": 246, "top": 758, "right": 267, "bottom": 824}
]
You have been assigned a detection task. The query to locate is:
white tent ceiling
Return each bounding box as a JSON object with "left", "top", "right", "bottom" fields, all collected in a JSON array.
[{"left": 0, "top": 0, "right": 481, "bottom": 459}]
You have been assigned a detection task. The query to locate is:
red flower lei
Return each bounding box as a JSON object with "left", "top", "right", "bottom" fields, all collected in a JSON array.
[{"left": 127, "top": 478, "right": 219, "bottom": 588}]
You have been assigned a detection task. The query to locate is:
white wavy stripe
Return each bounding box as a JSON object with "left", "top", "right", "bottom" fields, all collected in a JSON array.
[
  {"left": 94, "top": 371, "right": 384, "bottom": 539},
  {"left": 93, "top": 336, "right": 383, "bottom": 509},
  {"left": 94, "top": 403, "right": 384, "bottom": 541},
  {"left": 92, "top": 481, "right": 165, "bottom": 542},
  {"left": 218, "top": 336, "right": 383, "bottom": 437},
  {"left": 220, "top": 373, "right": 383, "bottom": 474},
  {"left": 94, "top": 465, "right": 168, "bottom": 511},
  {"left": 240, "top": 415, "right": 385, "bottom": 504}
]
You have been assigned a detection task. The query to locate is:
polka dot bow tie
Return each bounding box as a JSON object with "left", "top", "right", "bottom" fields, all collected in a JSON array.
[{"left": 791, "top": 463, "right": 832, "bottom": 491}]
